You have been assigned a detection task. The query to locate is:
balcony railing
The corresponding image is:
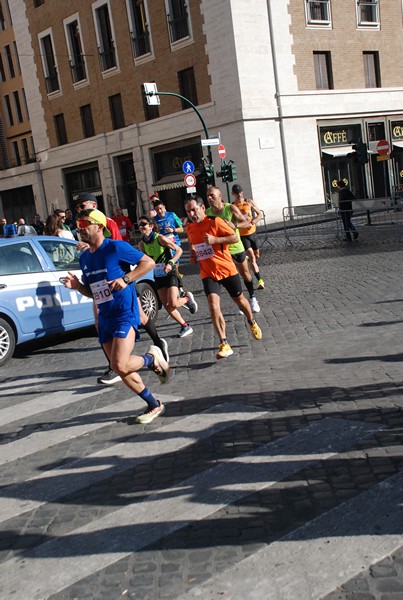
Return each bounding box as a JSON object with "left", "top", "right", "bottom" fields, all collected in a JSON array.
[
  {"left": 99, "top": 44, "right": 117, "bottom": 71},
  {"left": 45, "top": 72, "right": 60, "bottom": 94},
  {"left": 1, "top": 154, "right": 37, "bottom": 170},
  {"left": 168, "top": 14, "right": 189, "bottom": 43},
  {"left": 131, "top": 31, "right": 151, "bottom": 58},
  {"left": 70, "top": 59, "right": 87, "bottom": 83}
]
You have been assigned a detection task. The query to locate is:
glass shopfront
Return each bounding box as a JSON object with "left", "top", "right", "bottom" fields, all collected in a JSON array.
[{"left": 320, "top": 124, "right": 365, "bottom": 207}]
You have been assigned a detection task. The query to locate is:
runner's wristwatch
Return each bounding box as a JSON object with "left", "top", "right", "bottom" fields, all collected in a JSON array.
[{"left": 123, "top": 275, "right": 132, "bottom": 285}]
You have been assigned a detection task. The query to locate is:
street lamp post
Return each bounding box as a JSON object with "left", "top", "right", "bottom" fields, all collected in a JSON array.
[{"left": 143, "top": 87, "right": 215, "bottom": 187}]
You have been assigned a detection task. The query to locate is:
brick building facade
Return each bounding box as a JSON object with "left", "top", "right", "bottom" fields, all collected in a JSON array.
[{"left": 0, "top": 0, "right": 403, "bottom": 224}]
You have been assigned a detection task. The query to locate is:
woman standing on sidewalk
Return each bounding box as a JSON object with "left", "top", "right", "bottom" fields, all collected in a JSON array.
[{"left": 138, "top": 216, "right": 198, "bottom": 338}]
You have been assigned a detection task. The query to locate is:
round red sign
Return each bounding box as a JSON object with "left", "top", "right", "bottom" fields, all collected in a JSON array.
[
  {"left": 218, "top": 144, "right": 226, "bottom": 159},
  {"left": 377, "top": 139, "right": 390, "bottom": 155}
]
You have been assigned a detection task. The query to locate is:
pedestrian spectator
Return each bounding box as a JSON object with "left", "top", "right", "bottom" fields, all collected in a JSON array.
[
  {"left": 138, "top": 215, "right": 197, "bottom": 338},
  {"left": 0, "top": 217, "right": 6, "bottom": 237},
  {"left": 231, "top": 184, "right": 265, "bottom": 289},
  {"left": 45, "top": 214, "right": 75, "bottom": 239},
  {"left": 31, "top": 213, "right": 45, "bottom": 235},
  {"left": 64, "top": 208, "right": 169, "bottom": 424},
  {"left": 337, "top": 180, "right": 359, "bottom": 241},
  {"left": 74, "top": 191, "right": 169, "bottom": 385},
  {"left": 112, "top": 206, "right": 134, "bottom": 243},
  {"left": 148, "top": 193, "right": 159, "bottom": 219},
  {"left": 54, "top": 208, "right": 74, "bottom": 236},
  {"left": 17, "top": 218, "right": 26, "bottom": 226},
  {"left": 185, "top": 195, "right": 262, "bottom": 360},
  {"left": 64, "top": 209, "right": 77, "bottom": 238},
  {"left": 206, "top": 186, "right": 260, "bottom": 314}
]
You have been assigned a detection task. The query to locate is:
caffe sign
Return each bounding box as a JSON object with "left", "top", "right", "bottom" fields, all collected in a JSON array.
[
  {"left": 391, "top": 121, "right": 403, "bottom": 140},
  {"left": 319, "top": 124, "right": 361, "bottom": 147}
]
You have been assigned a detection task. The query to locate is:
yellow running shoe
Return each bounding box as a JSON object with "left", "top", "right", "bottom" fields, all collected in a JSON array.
[
  {"left": 257, "top": 278, "right": 265, "bottom": 289},
  {"left": 250, "top": 321, "right": 262, "bottom": 340},
  {"left": 216, "top": 342, "right": 234, "bottom": 359}
]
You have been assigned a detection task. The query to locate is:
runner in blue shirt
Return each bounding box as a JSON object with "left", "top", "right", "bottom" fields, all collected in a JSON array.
[
  {"left": 152, "top": 199, "right": 186, "bottom": 297},
  {"left": 64, "top": 209, "right": 169, "bottom": 424}
]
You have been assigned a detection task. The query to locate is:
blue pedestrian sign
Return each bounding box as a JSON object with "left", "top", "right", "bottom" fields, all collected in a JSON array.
[{"left": 182, "top": 160, "right": 195, "bottom": 175}]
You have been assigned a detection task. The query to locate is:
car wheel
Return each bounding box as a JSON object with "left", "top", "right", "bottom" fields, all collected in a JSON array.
[
  {"left": 0, "top": 318, "right": 16, "bottom": 367},
  {"left": 137, "top": 282, "right": 159, "bottom": 324}
]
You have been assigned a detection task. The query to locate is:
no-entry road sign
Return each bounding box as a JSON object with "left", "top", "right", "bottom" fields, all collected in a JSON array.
[
  {"left": 377, "top": 140, "right": 390, "bottom": 155},
  {"left": 218, "top": 144, "right": 226, "bottom": 159}
]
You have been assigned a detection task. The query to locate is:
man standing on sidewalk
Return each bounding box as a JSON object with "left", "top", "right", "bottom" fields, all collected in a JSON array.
[
  {"left": 185, "top": 196, "right": 262, "bottom": 360},
  {"left": 337, "top": 180, "right": 359, "bottom": 242}
]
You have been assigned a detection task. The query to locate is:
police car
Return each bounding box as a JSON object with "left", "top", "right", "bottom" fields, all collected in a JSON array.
[{"left": 0, "top": 236, "right": 159, "bottom": 366}]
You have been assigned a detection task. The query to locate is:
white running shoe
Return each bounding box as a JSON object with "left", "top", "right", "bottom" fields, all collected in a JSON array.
[{"left": 250, "top": 296, "right": 261, "bottom": 313}]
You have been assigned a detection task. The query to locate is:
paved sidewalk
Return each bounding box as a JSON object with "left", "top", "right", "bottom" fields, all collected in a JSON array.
[{"left": 0, "top": 233, "right": 402, "bottom": 599}]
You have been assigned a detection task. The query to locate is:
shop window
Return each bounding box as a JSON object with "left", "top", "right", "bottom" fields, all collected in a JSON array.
[
  {"left": 141, "top": 84, "right": 159, "bottom": 121},
  {"left": 5, "top": 44, "right": 14, "bottom": 78},
  {"left": 357, "top": 0, "right": 379, "bottom": 26},
  {"left": 65, "top": 17, "right": 87, "bottom": 84},
  {"left": 4, "top": 94, "right": 13, "bottom": 125},
  {"left": 127, "top": 0, "right": 152, "bottom": 59},
  {"left": 178, "top": 67, "right": 198, "bottom": 108},
  {"left": 313, "top": 51, "right": 333, "bottom": 90},
  {"left": 13, "top": 91, "right": 23, "bottom": 123},
  {"left": 39, "top": 31, "right": 60, "bottom": 94},
  {"left": 305, "top": 0, "right": 331, "bottom": 25},
  {"left": 54, "top": 113, "right": 68, "bottom": 145},
  {"left": 93, "top": 1, "right": 117, "bottom": 72},
  {"left": 363, "top": 51, "right": 381, "bottom": 87},
  {"left": 80, "top": 104, "right": 95, "bottom": 138},
  {"left": 166, "top": 0, "right": 192, "bottom": 45},
  {"left": 109, "top": 93, "right": 125, "bottom": 129}
]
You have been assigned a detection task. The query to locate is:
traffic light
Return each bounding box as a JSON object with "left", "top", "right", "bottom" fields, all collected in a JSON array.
[
  {"left": 217, "top": 162, "right": 231, "bottom": 182},
  {"left": 200, "top": 164, "right": 215, "bottom": 185},
  {"left": 217, "top": 161, "right": 238, "bottom": 183},
  {"left": 228, "top": 162, "right": 237, "bottom": 182},
  {"left": 352, "top": 141, "right": 368, "bottom": 165}
]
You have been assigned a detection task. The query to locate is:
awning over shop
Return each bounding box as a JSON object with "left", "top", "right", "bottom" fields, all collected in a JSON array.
[
  {"left": 393, "top": 141, "right": 403, "bottom": 149},
  {"left": 153, "top": 171, "right": 201, "bottom": 191},
  {"left": 322, "top": 145, "right": 354, "bottom": 157}
]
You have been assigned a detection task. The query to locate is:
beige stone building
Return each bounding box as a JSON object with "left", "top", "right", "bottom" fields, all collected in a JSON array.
[{"left": 1, "top": 0, "right": 403, "bottom": 224}]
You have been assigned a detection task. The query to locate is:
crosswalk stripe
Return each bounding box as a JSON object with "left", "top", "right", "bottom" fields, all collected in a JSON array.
[
  {"left": 0, "top": 402, "right": 265, "bottom": 522},
  {"left": 1, "top": 396, "right": 141, "bottom": 465},
  {"left": 0, "top": 418, "right": 381, "bottom": 600},
  {"left": 179, "top": 470, "right": 403, "bottom": 600},
  {"left": 0, "top": 386, "right": 111, "bottom": 428}
]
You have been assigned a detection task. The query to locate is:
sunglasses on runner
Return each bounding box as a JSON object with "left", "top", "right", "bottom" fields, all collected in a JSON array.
[
  {"left": 138, "top": 222, "right": 150, "bottom": 227},
  {"left": 77, "top": 219, "right": 98, "bottom": 228},
  {"left": 76, "top": 203, "right": 87, "bottom": 210}
]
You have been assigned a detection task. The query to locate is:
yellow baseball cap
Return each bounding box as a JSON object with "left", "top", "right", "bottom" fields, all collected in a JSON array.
[{"left": 87, "top": 209, "right": 111, "bottom": 237}]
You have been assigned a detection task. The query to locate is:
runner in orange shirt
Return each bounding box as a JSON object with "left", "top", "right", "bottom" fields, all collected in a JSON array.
[{"left": 185, "top": 196, "right": 262, "bottom": 359}]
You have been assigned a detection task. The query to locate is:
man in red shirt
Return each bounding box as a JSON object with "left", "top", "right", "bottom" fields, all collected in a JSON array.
[
  {"left": 185, "top": 196, "right": 262, "bottom": 360},
  {"left": 112, "top": 206, "right": 134, "bottom": 243}
]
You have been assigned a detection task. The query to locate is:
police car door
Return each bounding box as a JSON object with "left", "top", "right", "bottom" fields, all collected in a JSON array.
[
  {"left": 0, "top": 239, "right": 65, "bottom": 335},
  {"left": 35, "top": 238, "right": 93, "bottom": 326}
]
